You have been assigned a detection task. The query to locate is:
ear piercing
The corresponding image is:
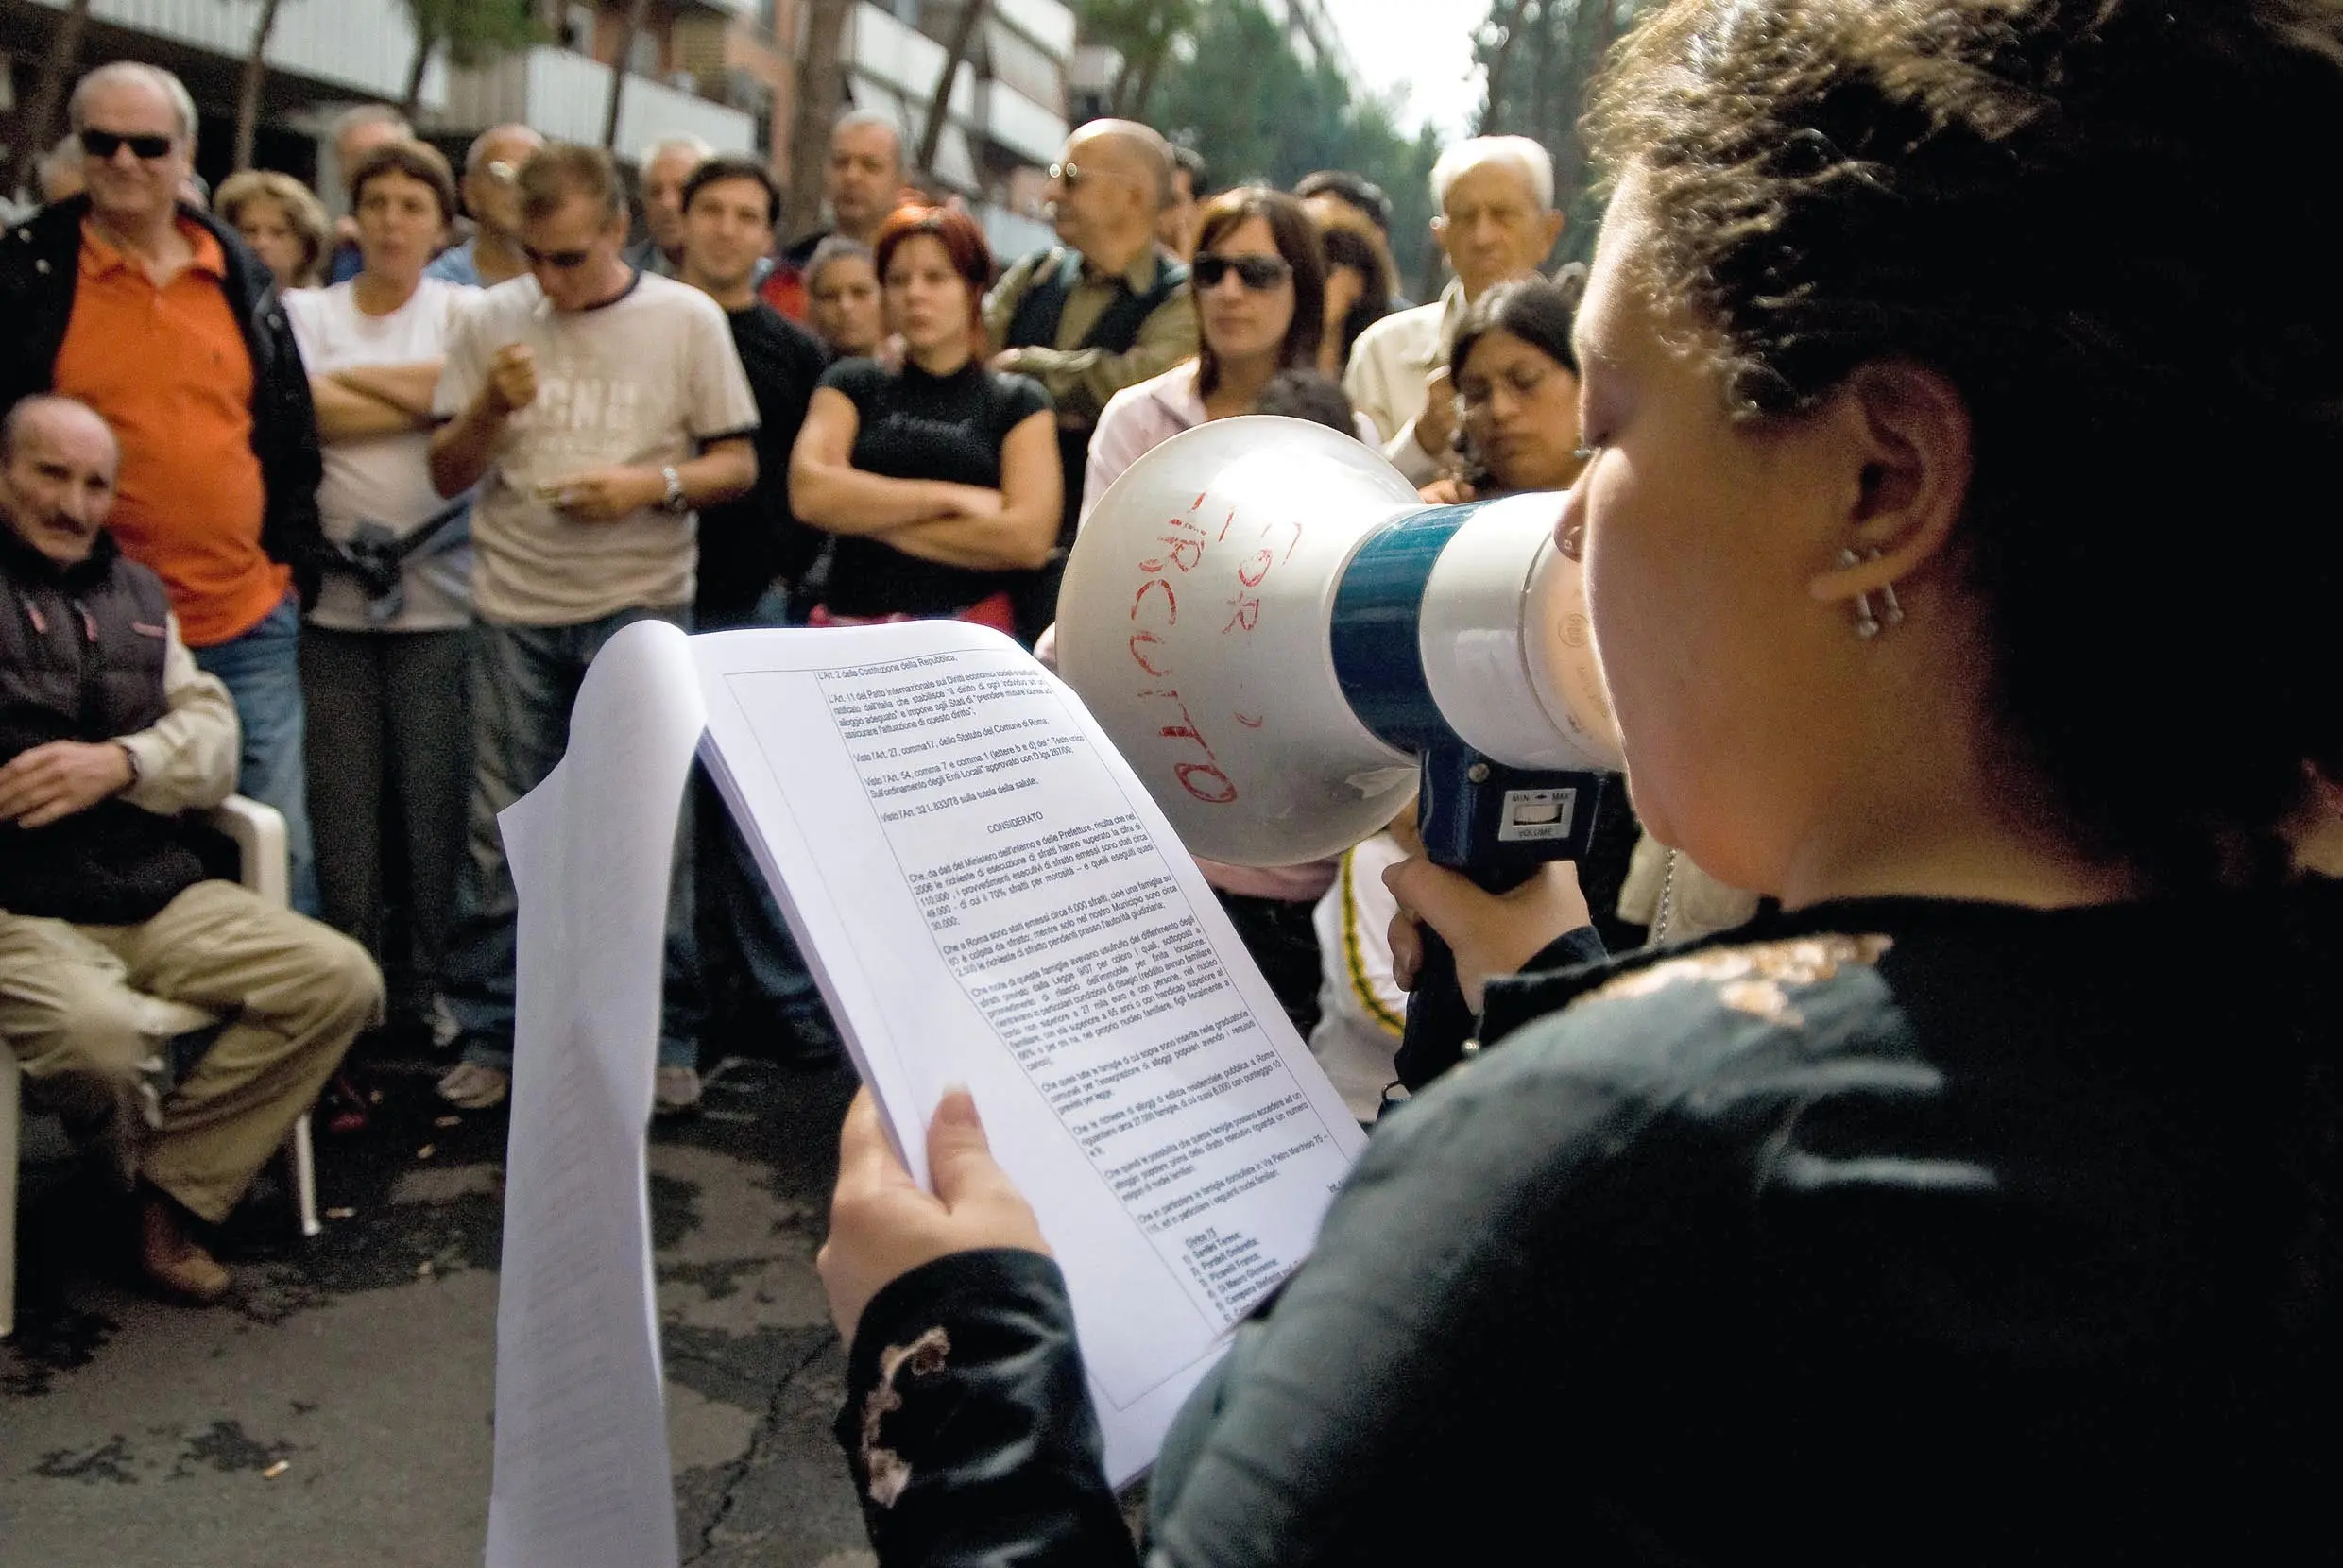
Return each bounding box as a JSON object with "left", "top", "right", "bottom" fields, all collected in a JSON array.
[{"left": 1838, "top": 548, "right": 1905, "bottom": 639}]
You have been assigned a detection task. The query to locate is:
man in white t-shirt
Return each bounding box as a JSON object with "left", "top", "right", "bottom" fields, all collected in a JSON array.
[
  {"left": 427, "top": 142, "right": 759, "bottom": 1114},
  {"left": 285, "top": 139, "right": 478, "bottom": 1054}
]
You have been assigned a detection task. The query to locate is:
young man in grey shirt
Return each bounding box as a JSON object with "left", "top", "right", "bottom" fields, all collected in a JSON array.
[{"left": 428, "top": 143, "right": 758, "bottom": 1114}]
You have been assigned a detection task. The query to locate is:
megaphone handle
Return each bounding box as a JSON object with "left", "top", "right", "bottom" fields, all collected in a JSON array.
[
  {"left": 1393, "top": 863, "right": 1533, "bottom": 1093},
  {"left": 1394, "top": 927, "right": 1475, "bottom": 1091}
]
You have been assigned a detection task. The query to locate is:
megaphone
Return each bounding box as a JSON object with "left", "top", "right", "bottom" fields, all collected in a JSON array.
[{"left": 1058, "top": 416, "right": 1625, "bottom": 1086}]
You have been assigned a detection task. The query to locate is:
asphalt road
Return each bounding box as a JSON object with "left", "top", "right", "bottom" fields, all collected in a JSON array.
[{"left": 2, "top": 1052, "right": 874, "bottom": 1568}]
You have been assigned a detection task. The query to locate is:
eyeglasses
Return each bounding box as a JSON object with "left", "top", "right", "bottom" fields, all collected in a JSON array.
[
  {"left": 521, "top": 243, "right": 595, "bottom": 270},
  {"left": 1191, "top": 253, "right": 1292, "bottom": 292},
  {"left": 80, "top": 128, "right": 177, "bottom": 162},
  {"left": 1049, "top": 161, "right": 1136, "bottom": 191}
]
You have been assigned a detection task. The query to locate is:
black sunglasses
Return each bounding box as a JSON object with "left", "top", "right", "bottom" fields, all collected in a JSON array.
[
  {"left": 521, "top": 243, "right": 595, "bottom": 270},
  {"left": 1192, "top": 253, "right": 1292, "bottom": 291},
  {"left": 80, "top": 128, "right": 177, "bottom": 162}
]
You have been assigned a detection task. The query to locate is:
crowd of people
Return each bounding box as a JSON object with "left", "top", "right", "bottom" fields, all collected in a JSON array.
[
  {"left": 0, "top": 53, "right": 1572, "bottom": 1296},
  {"left": 4, "top": 0, "right": 2338, "bottom": 1553}
]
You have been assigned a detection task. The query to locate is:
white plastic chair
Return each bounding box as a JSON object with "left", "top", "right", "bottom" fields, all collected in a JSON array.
[{"left": 3, "top": 796, "right": 319, "bottom": 1339}]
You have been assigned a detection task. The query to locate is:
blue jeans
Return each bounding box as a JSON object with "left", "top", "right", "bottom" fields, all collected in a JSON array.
[
  {"left": 696, "top": 584, "right": 827, "bottom": 1037},
  {"left": 441, "top": 605, "right": 703, "bottom": 1069},
  {"left": 193, "top": 592, "right": 319, "bottom": 915}
]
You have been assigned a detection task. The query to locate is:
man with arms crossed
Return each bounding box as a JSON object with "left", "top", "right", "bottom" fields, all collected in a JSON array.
[{"left": 428, "top": 144, "right": 759, "bottom": 1114}]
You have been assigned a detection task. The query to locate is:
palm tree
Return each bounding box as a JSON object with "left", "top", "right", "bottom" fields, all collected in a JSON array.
[
  {"left": 1479, "top": 0, "right": 1536, "bottom": 128},
  {"left": 232, "top": 0, "right": 290, "bottom": 172},
  {"left": 786, "top": 0, "right": 855, "bottom": 241},
  {"left": 602, "top": 0, "right": 656, "bottom": 151},
  {"left": 396, "top": 0, "right": 542, "bottom": 121},
  {"left": 10, "top": 0, "right": 94, "bottom": 197},
  {"left": 1093, "top": 0, "right": 1199, "bottom": 121},
  {"left": 916, "top": 0, "right": 991, "bottom": 181}
]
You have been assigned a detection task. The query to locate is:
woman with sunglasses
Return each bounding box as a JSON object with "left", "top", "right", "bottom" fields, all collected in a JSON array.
[
  {"left": 812, "top": 0, "right": 2343, "bottom": 1561},
  {"left": 789, "top": 205, "right": 1061, "bottom": 632},
  {"left": 1080, "top": 186, "right": 1375, "bottom": 526},
  {"left": 1065, "top": 187, "right": 1377, "bottom": 1032}
]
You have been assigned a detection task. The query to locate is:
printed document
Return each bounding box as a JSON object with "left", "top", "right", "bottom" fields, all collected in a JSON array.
[{"left": 694, "top": 621, "right": 1367, "bottom": 1482}]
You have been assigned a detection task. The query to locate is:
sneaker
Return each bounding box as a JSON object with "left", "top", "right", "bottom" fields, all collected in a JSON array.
[
  {"left": 653, "top": 1065, "right": 702, "bottom": 1116},
  {"left": 436, "top": 1061, "right": 510, "bottom": 1110}
]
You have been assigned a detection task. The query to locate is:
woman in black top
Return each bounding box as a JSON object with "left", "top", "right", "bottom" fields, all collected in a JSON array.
[
  {"left": 812, "top": 2, "right": 2343, "bottom": 1563},
  {"left": 788, "top": 205, "right": 1059, "bottom": 631}
]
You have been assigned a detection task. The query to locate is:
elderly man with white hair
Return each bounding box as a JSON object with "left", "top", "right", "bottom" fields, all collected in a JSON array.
[
  {"left": 628, "top": 132, "right": 715, "bottom": 278},
  {"left": 1342, "top": 135, "right": 1565, "bottom": 486}
]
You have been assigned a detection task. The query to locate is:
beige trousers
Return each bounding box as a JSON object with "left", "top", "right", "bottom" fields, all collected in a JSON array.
[{"left": 0, "top": 880, "right": 382, "bottom": 1222}]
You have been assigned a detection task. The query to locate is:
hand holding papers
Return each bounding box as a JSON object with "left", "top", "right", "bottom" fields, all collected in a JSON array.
[
  {"left": 695, "top": 622, "right": 1366, "bottom": 1483},
  {"left": 487, "top": 619, "right": 1366, "bottom": 1568}
]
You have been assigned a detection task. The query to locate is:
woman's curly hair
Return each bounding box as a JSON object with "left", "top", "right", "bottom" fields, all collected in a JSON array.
[{"left": 1587, "top": 0, "right": 2343, "bottom": 887}]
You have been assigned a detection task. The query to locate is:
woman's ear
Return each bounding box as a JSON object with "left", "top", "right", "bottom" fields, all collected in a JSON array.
[{"left": 1805, "top": 360, "right": 1974, "bottom": 607}]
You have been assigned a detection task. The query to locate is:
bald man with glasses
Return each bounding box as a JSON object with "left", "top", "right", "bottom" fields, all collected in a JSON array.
[
  {"left": 982, "top": 119, "right": 1198, "bottom": 640},
  {"left": 425, "top": 123, "right": 545, "bottom": 290}
]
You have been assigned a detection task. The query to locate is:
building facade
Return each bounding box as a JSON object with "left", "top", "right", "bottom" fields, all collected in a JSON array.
[
  {"left": 1, "top": 0, "right": 757, "bottom": 198},
  {"left": 1, "top": 0, "right": 1071, "bottom": 257},
  {"left": 829, "top": 0, "right": 1070, "bottom": 259}
]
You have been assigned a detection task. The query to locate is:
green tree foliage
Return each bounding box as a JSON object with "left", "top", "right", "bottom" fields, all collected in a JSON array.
[
  {"left": 1075, "top": 0, "right": 1203, "bottom": 120},
  {"left": 396, "top": 0, "right": 542, "bottom": 119},
  {"left": 1470, "top": 0, "right": 1656, "bottom": 263},
  {"left": 1144, "top": 0, "right": 1445, "bottom": 296}
]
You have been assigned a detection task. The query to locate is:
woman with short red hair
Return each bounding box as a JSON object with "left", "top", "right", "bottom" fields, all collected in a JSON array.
[{"left": 787, "top": 205, "right": 1061, "bottom": 630}]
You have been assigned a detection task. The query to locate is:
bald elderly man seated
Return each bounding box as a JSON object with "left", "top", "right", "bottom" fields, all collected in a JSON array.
[{"left": 0, "top": 396, "right": 382, "bottom": 1304}]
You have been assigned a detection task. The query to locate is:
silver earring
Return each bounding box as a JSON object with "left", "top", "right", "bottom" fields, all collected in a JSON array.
[{"left": 1838, "top": 548, "right": 1905, "bottom": 640}]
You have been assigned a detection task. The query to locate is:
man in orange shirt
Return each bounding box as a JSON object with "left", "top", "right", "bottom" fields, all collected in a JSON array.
[{"left": 1, "top": 63, "right": 327, "bottom": 912}]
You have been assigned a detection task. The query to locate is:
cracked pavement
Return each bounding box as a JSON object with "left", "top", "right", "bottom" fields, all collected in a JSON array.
[{"left": 2, "top": 1052, "right": 875, "bottom": 1567}]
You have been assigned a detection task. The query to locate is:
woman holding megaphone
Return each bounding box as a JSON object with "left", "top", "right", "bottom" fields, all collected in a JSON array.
[{"left": 815, "top": 1, "right": 2343, "bottom": 1561}]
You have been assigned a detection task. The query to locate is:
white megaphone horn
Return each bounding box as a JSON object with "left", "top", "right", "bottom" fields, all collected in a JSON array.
[{"left": 1058, "top": 415, "right": 1624, "bottom": 875}]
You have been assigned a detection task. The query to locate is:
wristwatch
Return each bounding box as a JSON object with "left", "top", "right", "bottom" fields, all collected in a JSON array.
[{"left": 660, "top": 465, "right": 690, "bottom": 515}]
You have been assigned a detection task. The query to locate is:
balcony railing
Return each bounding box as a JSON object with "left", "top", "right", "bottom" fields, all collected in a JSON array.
[
  {"left": 980, "top": 79, "right": 1067, "bottom": 168},
  {"left": 988, "top": 0, "right": 1076, "bottom": 59},
  {"left": 439, "top": 45, "right": 755, "bottom": 158},
  {"left": 24, "top": 0, "right": 448, "bottom": 107}
]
